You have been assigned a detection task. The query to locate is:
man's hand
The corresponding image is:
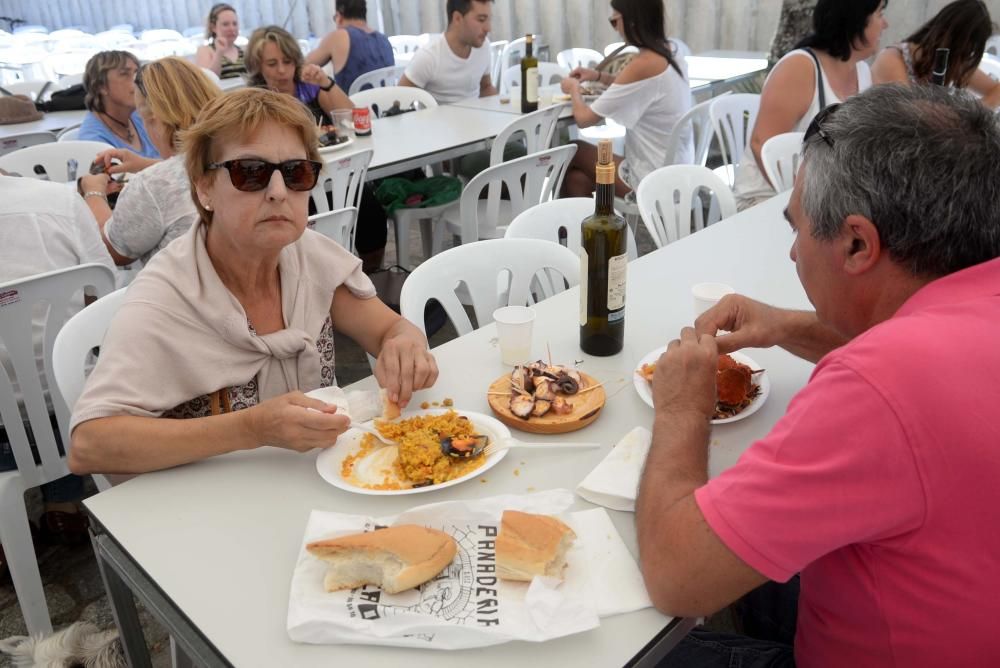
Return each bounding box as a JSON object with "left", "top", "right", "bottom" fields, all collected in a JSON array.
[
  {"left": 652, "top": 327, "right": 718, "bottom": 421},
  {"left": 560, "top": 76, "right": 581, "bottom": 95},
  {"left": 694, "top": 294, "right": 791, "bottom": 354},
  {"left": 301, "top": 64, "right": 332, "bottom": 88},
  {"left": 375, "top": 335, "right": 438, "bottom": 409},
  {"left": 244, "top": 391, "right": 350, "bottom": 452}
]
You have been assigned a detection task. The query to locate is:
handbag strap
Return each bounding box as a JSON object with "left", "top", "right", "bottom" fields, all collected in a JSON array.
[{"left": 803, "top": 48, "right": 827, "bottom": 111}]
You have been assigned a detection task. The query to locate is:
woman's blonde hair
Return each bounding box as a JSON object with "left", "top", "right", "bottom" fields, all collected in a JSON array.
[
  {"left": 244, "top": 25, "right": 304, "bottom": 88},
  {"left": 82, "top": 50, "right": 140, "bottom": 113},
  {"left": 137, "top": 57, "right": 221, "bottom": 151},
  {"left": 182, "top": 87, "right": 321, "bottom": 224}
]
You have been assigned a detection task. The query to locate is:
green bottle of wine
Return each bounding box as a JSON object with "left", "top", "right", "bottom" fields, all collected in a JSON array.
[
  {"left": 520, "top": 34, "right": 538, "bottom": 113},
  {"left": 580, "top": 139, "right": 627, "bottom": 356}
]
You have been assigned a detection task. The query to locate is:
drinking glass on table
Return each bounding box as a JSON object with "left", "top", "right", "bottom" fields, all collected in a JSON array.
[{"left": 493, "top": 306, "right": 536, "bottom": 365}]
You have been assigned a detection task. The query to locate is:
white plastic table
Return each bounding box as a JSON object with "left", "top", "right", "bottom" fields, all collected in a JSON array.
[
  {"left": 84, "top": 192, "right": 813, "bottom": 668},
  {"left": 0, "top": 109, "right": 86, "bottom": 140}
]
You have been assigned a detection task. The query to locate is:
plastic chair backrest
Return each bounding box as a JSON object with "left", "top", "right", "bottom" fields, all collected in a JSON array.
[
  {"left": 51, "top": 286, "right": 127, "bottom": 418},
  {"left": 0, "top": 264, "right": 116, "bottom": 489},
  {"left": 347, "top": 64, "right": 407, "bottom": 95},
  {"left": 55, "top": 125, "right": 81, "bottom": 142},
  {"left": 199, "top": 67, "right": 221, "bottom": 85},
  {"left": 669, "top": 37, "right": 692, "bottom": 60},
  {"left": 709, "top": 93, "right": 761, "bottom": 185},
  {"left": 663, "top": 94, "right": 723, "bottom": 168},
  {"left": 1, "top": 79, "right": 53, "bottom": 101},
  {"left": 604, "top": 41, "right": 639, "bottom": 56},
  {"left": 350, "top": 85, "right": 437, "bottom": 117},
  {"left": 505, "top": 197, "right": 638, "bottom": 261},
  {"left": 500, "top": 62, "right": 568, "bottom": 95},
  {"left": 0, "top": 130, "right": 55, "bottom": 157},
  {"left": 986, "top": 35, "right": 1000, "bottom": 57},
  {"left": 400, "top": 238, "right": 579, "bottom": 336},
  {"left": 307, "top": 207, "right": 358, "bottom": 252},
  {"left": 140, "top": 29, "right": 184, "bottom": 43},
  {"left": 636, "top": 165, "right": 737, "bottom": 248},
  {"left": 0, "top": 140, "right": 111, "bottom": 181},
  {"left": 309, "top": 148, "right": 373, "bottom": 217},
  {"left": 979, "top": 54, "right": 1000, "bottom": 81},
  {"left": 490, "top": 39, "right": 509, "bottom": 89},
  {"left": 761, "top": 131, "right": 805, "bottom": 194},
  {"left": 557, "top": 48, "right": 603, "bottom": 71},
  {"left": 388, "top": 34, "right": 423, "bottom": 55},
  {"left": 489, "top": 105, "right": 561, "bottom": 165},
  {"left": 44, "top": 51, "right": 92, "bottom": 77},
  {"left": 457, "top": 144, "right": 576, "bottom": 244}
]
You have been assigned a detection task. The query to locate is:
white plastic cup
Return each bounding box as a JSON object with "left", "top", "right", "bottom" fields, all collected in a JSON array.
[
  {"left": 692, "top": 282, "right": 735, "bottom": 316},
  {"left": 493, "top": 306, "right": 536, "bottom": 366},
  {"left": 538, "top": 91, "right": 553, "bottom": 108}
]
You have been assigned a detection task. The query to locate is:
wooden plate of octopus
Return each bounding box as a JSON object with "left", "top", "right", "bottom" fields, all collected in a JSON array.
[{"left": 486, "top": 361, "right": 605, "bottom": 434}]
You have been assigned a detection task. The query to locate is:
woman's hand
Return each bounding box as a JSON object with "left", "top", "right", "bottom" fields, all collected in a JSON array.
[
  {"left": 569, "top": 66, "right": 599, "bottom": 82},
  {"left": 375, "top": 333, "right": 438, "bottom": 409},
  {"left": 301, "top": 64, "right": 332, "bottom": 88},
  {"left": 243, "top": 391, "right": 350, "bottom": 452},
  {"left": 79, "top": 173, "right": 110, "bottom": 195},
  {"left": 93, "top": 147, "right": 158, "bottom": 175}
]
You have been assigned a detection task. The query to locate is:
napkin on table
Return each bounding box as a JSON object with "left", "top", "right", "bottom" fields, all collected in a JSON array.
[{"left": 575, "top": 427, "right": 652, "bottom": 512}]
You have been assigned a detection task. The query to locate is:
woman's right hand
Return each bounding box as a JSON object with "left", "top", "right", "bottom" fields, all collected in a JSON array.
[
  {"left": 569, "top": 67, "right": 600, "bottom": 82},
  {"left": 243, "top": 391, "right": 350, "bottom": 452},
  {"left": 93, "top": 148, "right": 158, "bottom": 175}
]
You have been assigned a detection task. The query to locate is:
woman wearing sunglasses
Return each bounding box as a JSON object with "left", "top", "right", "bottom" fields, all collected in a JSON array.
[
  {"left": 559, "top": 0, "right": 692, "bottom": 198},
  {"left": 67, "top": 88, "right": 437, "bottom": 476},
  {"left": 79, "top": 57, "right": 221, "bottom": 267},
  {"left": 871, "top": 0, "right": 1000, "bottom": 108},
  {"left": 733, "top": 0, "right": 888, "bottom": 210}
]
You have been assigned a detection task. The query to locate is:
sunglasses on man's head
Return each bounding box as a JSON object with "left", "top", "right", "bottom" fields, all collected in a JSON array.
[
  {"left": 206, "top": 159, "right": 322, "bottom": 192},
  {"left": 804, "top": 103, "right": 840, "bottom": 149}
]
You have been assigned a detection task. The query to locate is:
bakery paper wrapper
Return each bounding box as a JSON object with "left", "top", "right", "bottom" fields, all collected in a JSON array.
[
  {"left": 287, "top": 489, "right": 651, "bottom": 648},
  {"left": 304, "top": 385, "right": 383, "bottom": 423},
  {"left": 575, "top": 427, "right": 652, "bottom": 512}
]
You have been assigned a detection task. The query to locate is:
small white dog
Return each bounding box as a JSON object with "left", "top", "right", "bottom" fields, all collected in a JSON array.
[{"left": 0, "top": 622, "right": 124, "bottom": 668}]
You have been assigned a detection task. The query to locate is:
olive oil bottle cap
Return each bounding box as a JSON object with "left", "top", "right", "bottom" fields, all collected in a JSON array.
[
  {"left": 525, "top": 33, "right": 533, "bottom": 44},
  {"left": 596, "top": 138, "right": 615, "bottom": 185}
]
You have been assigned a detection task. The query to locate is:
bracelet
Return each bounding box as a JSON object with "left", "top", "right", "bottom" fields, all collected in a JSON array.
[
  {"left": 319, "top": 77, "right": 336, "bottom": 92},
  {"left": 83, "top": 191, "right": 108, "bottom": 202}
]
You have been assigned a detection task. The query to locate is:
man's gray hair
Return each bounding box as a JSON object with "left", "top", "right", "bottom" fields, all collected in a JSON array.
[{"left": 801, "top": 84, "right": 1000, "bottom": 278}]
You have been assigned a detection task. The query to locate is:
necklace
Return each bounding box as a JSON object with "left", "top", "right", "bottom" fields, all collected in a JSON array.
[{"left": 102, "top": 112, "right": 134, "bottom": 143}]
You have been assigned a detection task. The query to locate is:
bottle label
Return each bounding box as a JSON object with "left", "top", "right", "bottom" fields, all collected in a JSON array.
[
  {"left": 607, "top": 253, "right": 627, "bottom": 311},
  {"left": 526, "top": 67, "right": 539, "bottom": 103},
  {"left": 579, "top": 247, "right": 588, "bottom": 327}
]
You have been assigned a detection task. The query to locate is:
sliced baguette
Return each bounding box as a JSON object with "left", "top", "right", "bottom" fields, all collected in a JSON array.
[
  {"left": 496, "top": 510, "right": 576, "bottom": 582},
  {"left": 379, "top": 387, "right": 401, "bottom": 420},
  {"left": 306, "top": 524, "right": 457, "bottom": 594}
]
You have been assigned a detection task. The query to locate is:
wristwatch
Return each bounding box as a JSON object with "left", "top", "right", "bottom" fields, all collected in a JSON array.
[{"left": 319, "top": 77, "right": 336, "bottom": 92}]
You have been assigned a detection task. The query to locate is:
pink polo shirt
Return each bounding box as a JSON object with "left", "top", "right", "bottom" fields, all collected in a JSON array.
[{"left": 696, "top": 256, "right": 1000, "bottom": 667}]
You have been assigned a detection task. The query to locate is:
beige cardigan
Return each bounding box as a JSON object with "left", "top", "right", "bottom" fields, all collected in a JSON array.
[{"left": 70, "top": 220, "right": 376, "bottom": 432}]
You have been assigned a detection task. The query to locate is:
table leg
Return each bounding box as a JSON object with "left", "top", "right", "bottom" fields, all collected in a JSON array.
[
  {"left": 91, "top": 530, "right": 153, "bottom": 668},
  {"left": 625, "top": 616, "right": 699, "bottom": 667}
]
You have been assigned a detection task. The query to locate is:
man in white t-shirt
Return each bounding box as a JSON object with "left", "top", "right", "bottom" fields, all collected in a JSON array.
[
  {"left": 0, "top": 174, "right": 118, "bottom": 550},
  {"left": 399, "top": 0, "right": 497, "bottom": 104}
]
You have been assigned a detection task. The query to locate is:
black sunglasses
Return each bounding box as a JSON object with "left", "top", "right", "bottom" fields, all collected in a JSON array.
[
  {"left": 804, "top": 103, "right": 840, "bottom": 149},
  {"left": 134, "top": 63, "right": 147, "bottom": 99},
  {"left": 609, "top": 15, "right": 621, "bottom": 29},
  {"left": 206, "top": 159, "right": 322, "bottom": 192}
]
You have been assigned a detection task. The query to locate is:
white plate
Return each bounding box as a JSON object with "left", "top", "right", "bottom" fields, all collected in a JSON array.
[
  {"left": 633, "top": 348, "right": 770, "bottom": 425},
  {"left": 315, "top": 408, "right": 511, "bottom": 496},
  {"left": 317, "top": 134, "right": 354, "bottom": 155}
]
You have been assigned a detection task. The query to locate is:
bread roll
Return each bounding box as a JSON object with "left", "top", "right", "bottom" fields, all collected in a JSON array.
[
  {"left": 379, "top": 388, "right": 401, "bottom": 420},
  {"left": 306, "top": 525, "right": 457, "bottom": 594},
  {"left": 496, "top": 510, "right": 576, "bottom": 582}
]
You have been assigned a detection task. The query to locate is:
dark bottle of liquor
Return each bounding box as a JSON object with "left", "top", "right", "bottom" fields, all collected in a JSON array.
[
  {"left": 580, "top": 139, "right": 627, "bottom": 356},
  {"left": 931, "top": 48, "right": 950, "bottom": 86},
  {"left": 520, "top": 34, "right": 539, "bottom": 113}
]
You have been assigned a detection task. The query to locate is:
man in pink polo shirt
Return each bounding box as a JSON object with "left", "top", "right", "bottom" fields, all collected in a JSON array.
[{"left": 637, "top": 84, "right": 1000, "bottom": 667}]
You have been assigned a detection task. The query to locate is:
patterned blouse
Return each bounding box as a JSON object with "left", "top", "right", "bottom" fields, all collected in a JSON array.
[
  {"left": 162, "top": 316, "right": 337, "bottom": 419},
  {"left": 216, "top": 45, "right": 247, "bottom": 79}
]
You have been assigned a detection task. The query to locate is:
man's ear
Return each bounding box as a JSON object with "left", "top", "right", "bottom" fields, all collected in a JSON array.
[{"left": 841, "top": 214, "right": 882, "bottom": 275}]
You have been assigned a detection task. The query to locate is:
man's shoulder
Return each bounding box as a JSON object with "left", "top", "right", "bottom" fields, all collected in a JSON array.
[{"left": 0, "top": 176, "right": 77, "bottom": 217}]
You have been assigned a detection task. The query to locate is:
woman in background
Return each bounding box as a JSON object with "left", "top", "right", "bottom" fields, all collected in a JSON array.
[
  {"left": 872, "top": 0, "right": 1000, "bottom": 108},
  {"left": 560, "top": 0, "right": 692, "bottom": 198},
  {"left": 79, "top": 51, "right": 160, "bottom": 158},
  {"left": 196, "top": 3, "right": 246, "bottom": 79},
  {"left": 306, "top": 0, "right": 395, "bottom": 94},
  {"left": 733, "top": 0, "right": 887, "bottom": 210}
]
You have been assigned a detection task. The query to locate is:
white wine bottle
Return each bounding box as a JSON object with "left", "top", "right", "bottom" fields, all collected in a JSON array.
[
  {"left": 520, "top": 34, "right": 538, "bottom": 113},
  {"left": 580, "top": 139, "right": 627, "bottom": 356}
]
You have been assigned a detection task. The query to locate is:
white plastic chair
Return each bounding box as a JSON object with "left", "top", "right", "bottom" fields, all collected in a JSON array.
[
  {"left": 44, "top": 51, "right": 94, "bottom": 78},
  {"left": 12, "top": 25, "right": 49, "bottom": 35},
  {"left": 307, "top": 206, "right": 358, "bottom": 251},
  {"left": 979, "top": 54, "right": 1000, "bottom": 81},
  {"left": 603, "top": 41, "right": 638, "bottom": 57},
  {"left": 1, "top": 79, "right": 56, "bottom": 101},
  {"left": 347, "top": 64, "right": 407, "bottom": 95},
  {"left": 636, "top": 165, "right": 737, "bottom": 248},
  {"left": 761, "top": 131, "right": 805, "bottom": 194},
  {"left": 0, "top": 130, "right": 55, "bottom": 156},
  {"left": 0, "top": 140, "right": 111, "bottom": 181},
  {"left": 388, "top": 34, "right": 424, "bottom": 63},
  {"left": 709, "top": 93, "right": 761, "bottom": 186},
  {"left": 557, "top": 48, "right": 603, "bottom": 71},
  {"left": 439, "top": 143, "right": 577, "bottom": 248},
  {"left": 498, "top": 36, "right": 544, "bottom": 85},
  {"left": 500, "top": 62, "right": 568, "bottom": 96},
  {"left": 140, "top": 29, "right": 184, "bottom": 43},
  {"left": 199, "top": 67, "right": 221, "bottom": 86},
  {"left": 490, "top": 39, "right": 509, "bottom": 89},
  {"left": 1, "top": 264, "right": 117, "bottom": 635},
  {"left": 665, "top": 94, "right": 723, "bottom": 168},
  {"left": 309, "top": 148, "right": 373, "bottom": 249},
  {"left": 350, "top": 85, "right": 437, "bottom": 118},
  {"left": 505, "top": 197, "right": 638, "bottom": 260},
  {"left": 669, "top": 37, "right": 692, "bottom": 60},
  {"left": 55, "top": 125, "right": 81, "bottom": 142},
  {"left": 986, "top": 35, "right": 1000, "bottom": 57},
  {"left": 400, "top": 238, "right": 579, "bottom": 336}
]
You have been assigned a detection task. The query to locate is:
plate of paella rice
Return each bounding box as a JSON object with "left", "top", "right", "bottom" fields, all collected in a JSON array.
[{"left": 315, "top": 408, "right": 511, "bottom": 495}]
